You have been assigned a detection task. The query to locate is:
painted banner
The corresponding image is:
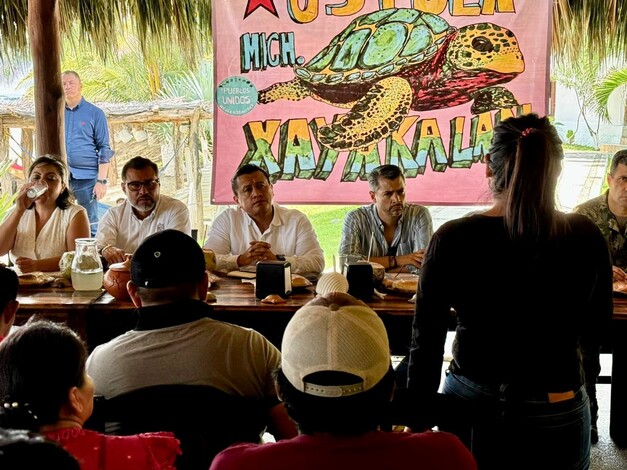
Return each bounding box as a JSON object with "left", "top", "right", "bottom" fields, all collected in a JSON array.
[{"left": 212, "top": 0, "right": 551, "bottom": 205}]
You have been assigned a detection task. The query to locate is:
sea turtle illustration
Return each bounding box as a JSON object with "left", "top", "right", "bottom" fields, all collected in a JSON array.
[{"left": 257, "top": 8, "right": 525, "bottom": 151}]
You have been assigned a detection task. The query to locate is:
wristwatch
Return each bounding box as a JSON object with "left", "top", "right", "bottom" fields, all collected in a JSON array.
[
  {"left": 276, "top": 254, "right": 286, "bottom": 261},
  {"left": 97, "top": 179, "right": 108, "bottom": 184}
]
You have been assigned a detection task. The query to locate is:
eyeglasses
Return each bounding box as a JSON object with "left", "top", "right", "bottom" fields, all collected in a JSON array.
[{"left": 124, "top": 179, "right": 160, "bottom": 191}]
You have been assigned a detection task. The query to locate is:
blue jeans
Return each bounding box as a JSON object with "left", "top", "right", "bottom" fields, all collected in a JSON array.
[
  {"left": 441, "top": 372, "right": 591, "bottom": 470},
  {"left": 70, "top": 177, "right": 98, "bottom": 236}
]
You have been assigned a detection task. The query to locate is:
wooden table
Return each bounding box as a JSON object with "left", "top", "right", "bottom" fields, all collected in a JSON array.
[
  {"left": 16, "top": 279, "right": 627, "bottom": 445},
  {"left": 16, "top": 288, "right": 106, "bottom": 341},
  {"left": 16, "top": 277, "right": 417, "bottom": 355}
]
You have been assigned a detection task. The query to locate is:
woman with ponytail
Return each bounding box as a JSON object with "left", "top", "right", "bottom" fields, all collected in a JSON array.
[{"left": 407, "top": 113, "right": 612, "bottom": 470}]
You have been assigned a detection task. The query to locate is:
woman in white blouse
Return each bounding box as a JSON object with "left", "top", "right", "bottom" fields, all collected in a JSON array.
[{"left": 0, "top": 155, "right": 90, "bottom": 273}]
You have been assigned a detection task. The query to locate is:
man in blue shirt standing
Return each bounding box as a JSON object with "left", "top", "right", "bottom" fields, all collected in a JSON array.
[{"left": 62, "top": 70, "right": 114, "bottom": 236}]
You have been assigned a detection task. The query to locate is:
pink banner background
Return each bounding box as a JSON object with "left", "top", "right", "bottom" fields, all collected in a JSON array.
[{"left": 212, "top": 0, "right": 551, "bottom": 205}]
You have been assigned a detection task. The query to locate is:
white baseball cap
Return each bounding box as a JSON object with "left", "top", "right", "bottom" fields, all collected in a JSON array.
[
  {"left": 281, "top": 292, "right": 391, "bottom": 397},
  {"left": 315, "top": 272, "right": 349, "bottom": 296}
]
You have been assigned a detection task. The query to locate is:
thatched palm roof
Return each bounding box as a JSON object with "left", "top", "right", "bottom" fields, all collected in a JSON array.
[
  {"left": 1, "top": 0, "right": 212, "bottom": 63},
  {"left": 1, "top": 1, "right": 625, "bottom": 64},
  {"left": 553, "top": 0, "right": 627, "bottom": 63}
]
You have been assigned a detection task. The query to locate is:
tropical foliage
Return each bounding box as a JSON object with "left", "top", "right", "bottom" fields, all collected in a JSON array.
[
  {"left": 0, "top": 160, "right": 18, "bottom": 224},
  {"left": 156, "top": 59, "right": 214, "bottom": 154},
  {"left": 551, "top": 51, "right": 605, "bottom": 148},
  {"left": 549, "top": 2, "right": 627, "bottom": 136},
  {"left": 67, "top": 40, "right": 204, "bottom": 102},
  {"left": 591, "top": 68, "right": 627, "bottom": 123},
  {"left": 13, "top": 23, "right": 215, "bottom": 156},
  {"left": 14, "top": 21, "right": 212, "bottom": 103}
]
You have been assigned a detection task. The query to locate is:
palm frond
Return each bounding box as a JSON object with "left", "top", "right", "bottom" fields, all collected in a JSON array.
[
  {"left": 159, "top": 60, "right": 213, "bottom": 102},
  {"left": 0, "top": 159, "right": 18, "bottom": 224},
  {"left": 591, "top": 69, "right": 627, "bottom": 123}
]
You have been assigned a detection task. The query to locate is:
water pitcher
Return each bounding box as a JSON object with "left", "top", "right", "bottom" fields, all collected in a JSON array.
[{"left": 71, "top": 238, "right": 104, "bottom": 291}]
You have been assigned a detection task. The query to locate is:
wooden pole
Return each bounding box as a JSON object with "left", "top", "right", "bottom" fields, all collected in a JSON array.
[
  {"left": 0, "top": 127, "right": 12, "bottom": 197},
  {"left": 0, "top": 121, "right": 5, "bottom": 163},
  {"left": 190, "top": 108, "right": 204, "bottom": 232},
  {"left": 28, "top": 0, "right": 65, "bottom": 160},
  {"left": 22, "top": 129, "right": 34, "bottom": 171},
  {"left": 174, "top": 123, "right": 185, "bottom": 189}
]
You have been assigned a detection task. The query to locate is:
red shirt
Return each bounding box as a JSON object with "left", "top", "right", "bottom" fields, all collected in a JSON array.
[
  {"left": 210, "top": 430, "right": 477, "bottom": 470},
  {"left": 44, "top": 428, "right": 181, "bottom": 470}
]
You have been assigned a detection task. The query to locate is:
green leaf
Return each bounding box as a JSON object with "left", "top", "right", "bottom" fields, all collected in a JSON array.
[
  {"left": 591, "top": 68, "right": 627, "bottom": 123},
  {"left": 0, "top": 159, "right": 18, "bottom": 225}
]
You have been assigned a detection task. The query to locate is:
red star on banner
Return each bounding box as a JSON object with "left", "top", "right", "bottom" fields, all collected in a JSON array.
[{"left": 244, "top": 0, "right": 279, "bottom": 18}]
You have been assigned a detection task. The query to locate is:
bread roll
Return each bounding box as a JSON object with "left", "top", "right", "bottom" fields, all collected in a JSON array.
[{"left": 382, "top": 275, "right": 418, "bottom": 293}]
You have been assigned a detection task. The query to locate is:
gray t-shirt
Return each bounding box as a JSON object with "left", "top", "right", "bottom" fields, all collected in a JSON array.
[{"left": 87, "top": 307, "right": 280, "bottom": 399}]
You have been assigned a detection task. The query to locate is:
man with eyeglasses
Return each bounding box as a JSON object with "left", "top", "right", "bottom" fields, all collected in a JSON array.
[{"left": 96, "top": 156, "right": 191, "bottom": 265}]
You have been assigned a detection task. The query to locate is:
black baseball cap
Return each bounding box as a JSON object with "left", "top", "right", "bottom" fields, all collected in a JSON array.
[{"left": 131, "top": 230, "right": 205, "bottom": 288}]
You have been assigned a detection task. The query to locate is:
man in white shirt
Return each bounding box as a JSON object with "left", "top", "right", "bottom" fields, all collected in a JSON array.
[
  {"left": 96, "top": 156, "right": 191, "bottom": 265},
  {"left": 204, "top": 164, "right": 324, "bottom": 275}
]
